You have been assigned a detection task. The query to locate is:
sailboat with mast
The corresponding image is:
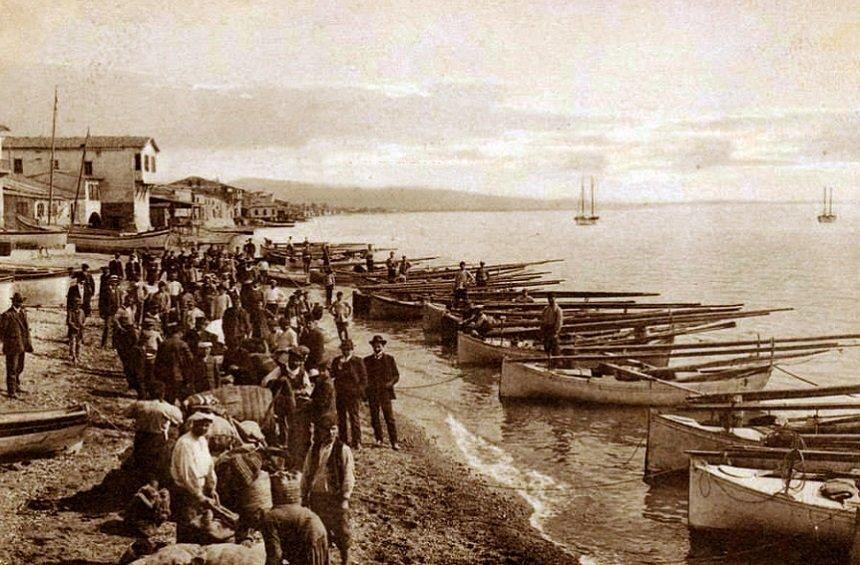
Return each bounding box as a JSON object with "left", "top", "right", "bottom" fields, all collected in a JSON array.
[
  {"left": 817, "top": 187, "right": 836, "bottom": 223},
  {"left": 574, "top": 176, "right": 600, "bottom": 225}
]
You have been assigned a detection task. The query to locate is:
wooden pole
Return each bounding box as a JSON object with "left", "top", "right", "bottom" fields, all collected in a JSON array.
[
  {"left": 71, "top": 128, "right": 89, "bottom": 228},
  {"left": 47, "top": 86, "right": 58, "bottom": 225}
]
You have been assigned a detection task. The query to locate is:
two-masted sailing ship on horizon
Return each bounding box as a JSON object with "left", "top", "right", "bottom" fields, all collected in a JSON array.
[
  {"left": 817, "top": 187, "right": 836, "bottom": 223},
  {"left": 574, "top": 176, "right": 599, "bottom": 225}
]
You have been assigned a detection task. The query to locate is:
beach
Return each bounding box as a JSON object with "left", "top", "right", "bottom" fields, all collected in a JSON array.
[{"left": 0, "top": 305, "right": 575, "bottom": 565}]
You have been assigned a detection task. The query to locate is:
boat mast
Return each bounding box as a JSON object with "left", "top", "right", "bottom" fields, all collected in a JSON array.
[
  {"left": 47, "top": 86, "right": 58, "bottom": 225},
  {"left": 829, "top": 187, "right": 833, "bottom": 215},
  {"left": 580, "top": 176, "right": 585, "bottom": 215},
  {"left": 590, "top": 176, "right": 595, "bottom": 216},
  {"left": 71, "top": 128, "right": 90, "bottom": 228}
]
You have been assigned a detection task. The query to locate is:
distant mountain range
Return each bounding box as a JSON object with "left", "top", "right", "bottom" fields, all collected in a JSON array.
[{"left": 232, "top": 178, "right": 578, "bottom": 212}]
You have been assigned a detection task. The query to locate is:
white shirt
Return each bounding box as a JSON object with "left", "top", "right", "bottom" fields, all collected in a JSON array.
[
  {"left": 170, "top": 431, "right": 216, "bottom": 500},
  {"left": 166, "top": 280, "right": 183, "bottom": 297},
  {"left": 265, "top": 287, "right": 283, "bottom": 305},
  {"left": 275, "top": 327, "right": 298, "bottom": 350}
]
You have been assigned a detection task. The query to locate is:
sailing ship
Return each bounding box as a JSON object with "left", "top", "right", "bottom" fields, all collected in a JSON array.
[
  {"left": 817, "top": 187, "right": 837, "bottom": 223},
  {"left": 574, "top": 176, "right": 599, "bottom": 225}
]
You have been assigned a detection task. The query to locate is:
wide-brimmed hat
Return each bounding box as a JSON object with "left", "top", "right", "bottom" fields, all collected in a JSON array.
[
  {"left": 289, "top": 345, "right": 310, "bottom": 358},
  {"left": 109, "top": 275, "right": 120, "bottom": 282},
  {"left": 369, "top": 335, "right": 387, "bottom": 346},
  {"left": 11, "top": 292, "right": 25, "bottom": 305},
  {"left": 187, "top": 411, "right": 214, "bottom": 423}
]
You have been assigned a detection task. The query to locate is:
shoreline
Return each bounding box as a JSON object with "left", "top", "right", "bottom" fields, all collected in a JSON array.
[{"left": 0, "top": 305, "right": 577, "bottom": 564}]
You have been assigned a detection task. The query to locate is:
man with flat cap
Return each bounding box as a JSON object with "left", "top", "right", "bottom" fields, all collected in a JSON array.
[
  {"left": 263, "top": 345, "right": 314, "bottom": 467},
  {"left": 328, "top": 339, "right": 366, "bottom": 450},
  {"left": 1, "top": 293, "right": 32, "bottom": 398},
  {"left": 363, "top": 335, "right": 400, "bottom": 450}
]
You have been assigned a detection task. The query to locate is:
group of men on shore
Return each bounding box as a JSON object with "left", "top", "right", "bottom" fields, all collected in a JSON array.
[{"left": 42, "top": 243, "right": 406, "bottom": 564}]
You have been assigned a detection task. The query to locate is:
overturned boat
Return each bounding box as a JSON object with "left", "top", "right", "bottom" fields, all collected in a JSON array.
[{"left": 0, "top": 404, "right": 90, "bottom": 461}]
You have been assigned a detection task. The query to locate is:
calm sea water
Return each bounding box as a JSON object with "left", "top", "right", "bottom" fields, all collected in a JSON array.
[{"left": 260, "top": 202, "right": 859, "bottom": 564}]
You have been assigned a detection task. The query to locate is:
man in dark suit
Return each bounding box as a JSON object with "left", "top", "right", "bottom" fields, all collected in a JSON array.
[
  {"left": 125, "top": 253, "right": 143, "bottom": 282},
  {"left": 222, "top": 302, "right": 251, "bottom": 352},
  {"left": 109, "top": 253, "right": 125, "bottom": 280},
  {"left": 328, "top": 339, "right": 367, "bottom": 449},
  {"left": 153, "top": 324, "right": 194, "bottom": 403},
  {"left": 1, "top": 293, "right": 33, "bottom": 398},
  {"left": 99, "top": 275, "right": 122, "bottom": 347},
  {"left": 80, "top": 263, "right": 96, "bottom": 319},
  {"left": 66, "top": 273, "right": 86, "bottom": 310},
  {"left": 362, "top": 335, "right": 400, "bottom": 450}
]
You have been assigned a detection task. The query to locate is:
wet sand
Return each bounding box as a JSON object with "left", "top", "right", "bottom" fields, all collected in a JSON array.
[{"left": 0, "top": 306, "right": 576, "bottom": 564}]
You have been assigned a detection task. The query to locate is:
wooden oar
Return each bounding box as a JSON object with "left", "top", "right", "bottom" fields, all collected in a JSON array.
[
  {"left": 688, "top": 383, "right": 860, "bottom": 404},
  {"left": 600, "top": 363, "right": 705, "bottom": 396}
]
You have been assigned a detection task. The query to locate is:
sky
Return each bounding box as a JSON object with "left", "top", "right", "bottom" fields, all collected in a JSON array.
[{"left": 0, "top": 0, "right": 858, "bottom": 201}]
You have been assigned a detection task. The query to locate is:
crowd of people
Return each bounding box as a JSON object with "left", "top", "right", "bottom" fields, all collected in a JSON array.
[{"left": 31, "top": 242, "right": 403, "bottom": 564}]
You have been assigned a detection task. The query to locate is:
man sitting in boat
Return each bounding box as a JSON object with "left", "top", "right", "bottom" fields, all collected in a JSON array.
[
  {"left": 540, "top": 293, "right": 564, "bottom": 365},
  {"left": 460, "top": 305, "right": 495, "bottom": 338},
  {"left": 513, "top": 289, "right": 535, "bottom": 303}
]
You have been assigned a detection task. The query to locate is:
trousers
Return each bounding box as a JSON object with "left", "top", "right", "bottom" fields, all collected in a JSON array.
[
  {"left": 5, "top": 351, "right": 25, "bottom": 396},
  {"left": 368, "top": 392, "right": 397, "bottom": 445},
  {"left": 335, "top": 393, "right": 362, "bottom": 448}
]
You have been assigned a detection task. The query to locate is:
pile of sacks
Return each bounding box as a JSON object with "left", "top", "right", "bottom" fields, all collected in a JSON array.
[{"left": 126, "top": 540, "right": 265, "bottom": 565}]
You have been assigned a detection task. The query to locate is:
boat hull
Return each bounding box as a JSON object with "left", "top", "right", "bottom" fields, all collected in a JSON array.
[
  {"left": 0, "top": 230, "right": 68, "bottom": 250},
  {"left": 688, "top": 458, "right": 855, "bottom": 544},
  {"left": 0, "top": 405, "right": 89, "bottom": 461},
  {"left": 421, "top": 302, "right": 448, "bottom": 334},
  {"left": 817, "top": 214, "right": 837, "bottom": 224},
  {"left": 352, "top": 290, "right": 371, "bottom": 318},
  {"left": 7, "top": 270, "right": 71, "bottom": 308},
  {"left": 645, "top": 413, "right": 763, "bottom": 477},
  {"left": 69, "top": 228, "right": 172, "bottom": 254},
  {"left": 367, "top": 293, "right": 423, "bottom": 321},
  {"left": 499, "top": 360, "right": 771, "bottom": 406},
  {"left": 457, "top": 332, "right": 536, "bottom": 365}
]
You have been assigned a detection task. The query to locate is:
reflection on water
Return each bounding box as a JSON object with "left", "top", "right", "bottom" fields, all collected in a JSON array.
[{"left": 273, "top": 203, "right": 858, "bottom": 563}]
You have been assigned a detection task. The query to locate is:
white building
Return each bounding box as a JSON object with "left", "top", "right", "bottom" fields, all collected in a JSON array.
[{"left": 2, "top": 136, "right": 159, "bottom": 231}]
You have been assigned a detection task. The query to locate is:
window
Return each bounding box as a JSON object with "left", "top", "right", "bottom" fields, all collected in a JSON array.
[
  {"left": 86, "top": 182, "right": 100, "bottom": 200},
  {"left": 16, "top": 201, "right": 29, "bottom": 215},
  {"left": 134, "top": 153, "right": 141, "bottom": 171},
  {"left": 144, "top": 155, "right": 150, "bottom": 172},
  {"left": 53, "top": 159, "right": 59, "bottom": 170},
  {"left": 36, "top": 203, "right": 45, "bottom": 218},
  {"left": 84, "top": 161, "right": 93, "bottom": 176},
  {"left": 151, "top": 156, "right": 156, "bottom": 172},
  {"left": 13, "top": 158, "right": 22, "bottom": 174}
]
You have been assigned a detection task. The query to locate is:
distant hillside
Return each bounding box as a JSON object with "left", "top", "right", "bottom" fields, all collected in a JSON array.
[{"left": 231, "top": 178, "right": 577, "bottom": 212}]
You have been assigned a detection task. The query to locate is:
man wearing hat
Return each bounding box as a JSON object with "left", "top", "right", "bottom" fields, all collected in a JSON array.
[
  {"left": 540, "top": 292, "right": 564, "bottom": 363},
  {"left": 328, "top": 339, "right": 367, "bottom": 449},
  {"left": 363, "top": 335, "right": 400, "bottom": 450},
  {"left": 99, "top": 274, "right": 122, "bottom": 348},
  {"left": 301, "top": 424, "right": 355, "bottom": 565},
  {"left": 263, "top": 345, "right": 314, "bottom": 467},
  {"left": 79, "top": 263, "right": 96, "bottom": 319},
  {"left": 262, "top": 471, "right": 329, "bottom": 565},
  {"left": 0, "top": 293, "right": 32, "bottom": 398},
  {"left": 153, "top": 324, "right": 195, "bottom": 403},
  {"left": 170, "top": 410, "right": 227, "bottom": 543},
  {"left": 108, "top": 252, "right": 125, "bottom": 281}
]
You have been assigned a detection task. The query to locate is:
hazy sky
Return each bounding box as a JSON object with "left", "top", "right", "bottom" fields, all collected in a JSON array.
[{"left": 1, "top": 0, "right": 857, "bottom": 201}]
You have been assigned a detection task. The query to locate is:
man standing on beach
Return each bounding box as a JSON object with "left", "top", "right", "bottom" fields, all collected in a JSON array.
[
  {"left": 109, "top": 253, "right": 125, "bottom": 280},
  {"left": 1, "top": 293, "right": 32, "bottom": 398},
  {"left": 328, "top": 291, "right": 352, "bottom": 343},
  {"left": 301, "top": 424, "right": 355, "bottom": 565},
  {"left": 363, "top": 335, "right": 400, "bottom": 450},
  {"left": 540, "top": 293, "right": 564, "bottom": 363},
  {"left": 329, "top": 339, "right": 366, "bottom": 450},
  {"left": 99, "top": 275, "right": 122, "bottom": 348},
  {"left": 79, "top": 263, "right": 96, "bottom": 320}
]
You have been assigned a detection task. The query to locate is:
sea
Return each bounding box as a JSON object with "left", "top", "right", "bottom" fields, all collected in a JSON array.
[{"left": 258, "top": 201, "right": 859, "bottom": 564}]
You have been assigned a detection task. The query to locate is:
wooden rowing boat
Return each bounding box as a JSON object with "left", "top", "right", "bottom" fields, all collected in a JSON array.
[
  {"left": 458, "top": 332, "right": 675, "bottom": 367},
  {"left": 687, "top": 458, "right": 856, "bottom": 544},
  {"left": 352, "top": 289, "right": 371, "bottom": 317},
  {"left": 499, "top": 360, "right": 771, "bottom": 405},
  {"left": 366, "top": 293, "right": 423, "bottom": 321},
  {"left": 0, "top": 229, "right": 68, "bottom": 250},
  {"left": 69, "top": 227, "right": 173, "bottom": 254},
  {"left": 0, "top": 405, "right": 90, "bottom": 461}
]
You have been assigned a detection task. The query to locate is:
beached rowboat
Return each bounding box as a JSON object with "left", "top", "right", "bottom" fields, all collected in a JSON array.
[
  {"left": 366, "top": 293, "right": 423, "bottom": 321},
  {"left": 687, "top": 458, "right": 856, "bottom": 544},
  {"left": 69, "top": 227, "right": 173, "bottom": 254},
  {"left": 0, "top": 405, "right": 90, "bottom": 461},
  {"left": 499, "top": 360, "right": 771, "bottom": 405}
]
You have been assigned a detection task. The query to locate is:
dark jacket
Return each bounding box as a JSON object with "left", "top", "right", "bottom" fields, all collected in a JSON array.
[
  {"left": 222, "top": 305, "right": 251, "bottom": 346},
  {"left": 363, "top": 353, "right": 399, "bottom": 399},
  {"left": 108, "top": 258, "right": 124, "bottom": 279},
  {"left": 328, "top": 355, "right": 366, "bottom": 399},
  {"left": 98, "top": 285, "right": 122, "bottom": 318},
  {"left": 125, "top": 259, "right": 142, "bottom": 281},
  {"left": 66, "top": 283, "right": 85, "bottom": 310},
  {"left": 81, "top": 273, "right": 96, "bottom": 301},
  {"left": 299, "top": 327, "right": 326, "bottom": 371},
  {"left": 0, "top": 307, "right": 32, "bottom": 355},
  {"left": 153, "top": 334, "right": 193, "bottom": 385},
  {"left": 310, "top": 373, "right": 336, "bottom": 428}
]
